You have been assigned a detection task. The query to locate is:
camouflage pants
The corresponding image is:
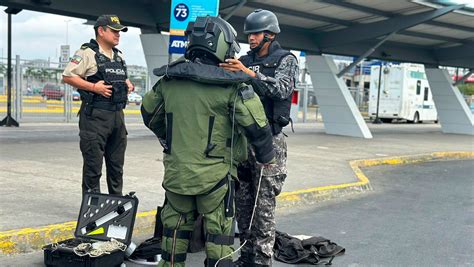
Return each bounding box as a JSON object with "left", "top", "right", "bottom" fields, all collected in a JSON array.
[{"left": 236, "top": 133, "right": 287, "bottom": 266}]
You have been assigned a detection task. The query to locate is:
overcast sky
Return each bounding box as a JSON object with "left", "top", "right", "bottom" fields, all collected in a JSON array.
[{"left": 0, "top": 10, "right": 253, "bottom": 67}]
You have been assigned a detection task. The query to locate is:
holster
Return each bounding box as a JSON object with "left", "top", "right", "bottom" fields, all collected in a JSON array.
[{"left": 79, "top": 91, "right": 95, "bottom": 116}]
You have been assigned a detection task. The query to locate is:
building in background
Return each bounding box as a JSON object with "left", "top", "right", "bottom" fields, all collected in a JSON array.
[{"left": 126, "top": 65, "right": 148, "bottom": 94}]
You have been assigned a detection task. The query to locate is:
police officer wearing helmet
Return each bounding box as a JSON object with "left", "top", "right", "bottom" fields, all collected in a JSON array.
[
  {"left": 141, "top": 16, "right": 275, "bottom": 267},
  {"left": 63, "top": 15, "right": 134, "bottom": 195},
  {"left": 220, "top": 9, "right": 299, "bottom": 267}
]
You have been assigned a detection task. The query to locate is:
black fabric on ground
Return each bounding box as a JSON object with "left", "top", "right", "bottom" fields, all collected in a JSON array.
[{"left": 273, "top": 230, "right": 345, "bottom": 265}]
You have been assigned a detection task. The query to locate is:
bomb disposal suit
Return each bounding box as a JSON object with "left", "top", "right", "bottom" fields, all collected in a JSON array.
[{"left": 141, "top": 16, "right": 275, "bottom": 267}]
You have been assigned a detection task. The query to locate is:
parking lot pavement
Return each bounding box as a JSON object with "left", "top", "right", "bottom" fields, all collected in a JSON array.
[
  {"left": 0, "top": 122, "right": 472, "bottom": 231},
  {"left": 1, "top": 159, "right": 472, "bottom": 266},
  {"left": 0, "top": 122, "right": 472, "bottom": 257}
]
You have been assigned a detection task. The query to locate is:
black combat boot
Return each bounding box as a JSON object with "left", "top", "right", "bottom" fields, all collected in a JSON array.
[{"left": 234, "top": 252, "right": 255, "bottom": 267}]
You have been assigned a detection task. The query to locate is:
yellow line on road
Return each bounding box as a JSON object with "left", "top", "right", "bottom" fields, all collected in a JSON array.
[{"left": 0, "top": 109, "right": 142, "bottom": 115}]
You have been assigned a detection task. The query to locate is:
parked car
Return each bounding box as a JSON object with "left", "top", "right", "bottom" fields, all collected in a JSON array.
[
  {"left": 128, "top": 92, "right": 142, "bottom": 105},
  {"left": 41, "top": 84, "right": 64, "bottom": 100},
  {"left": 72, "top": 91, "right": 81, "bottom": 101}
]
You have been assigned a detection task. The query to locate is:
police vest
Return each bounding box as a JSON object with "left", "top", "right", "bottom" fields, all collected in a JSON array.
[
  {"left": 240, "top": 42, "right": 295, "bottom": 135},
  {"left": 80, "top": 39, "right": 128, "bottom": 104}
]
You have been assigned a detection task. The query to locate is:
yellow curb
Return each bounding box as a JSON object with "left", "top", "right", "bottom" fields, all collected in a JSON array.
[
  {"left": 0, "top": 222, "right": 76, "bottom": 255},
  {"left": 0, "top": 109, "right": 141, "bottom": 114},
  {"left": 277, "top": 151, "right": 473, "bottom": 204},
  {"left": 0, "top": 100, "right": 43, "bottom": 104},
  {"left": 1, "top": 151, "right": 472, "bottom": 255}
]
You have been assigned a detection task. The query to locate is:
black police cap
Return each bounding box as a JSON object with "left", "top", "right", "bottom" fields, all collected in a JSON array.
[{"left": 95, "top": 15, "right": 128, "bottom": 32}]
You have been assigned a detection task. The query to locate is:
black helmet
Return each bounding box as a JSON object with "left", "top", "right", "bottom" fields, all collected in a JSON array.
[
  {"left": 244, "top": 9, "right": 280, "bottom": 34},
  {"left": 184, "top": 16, "right": 241, "bottom": 63}
]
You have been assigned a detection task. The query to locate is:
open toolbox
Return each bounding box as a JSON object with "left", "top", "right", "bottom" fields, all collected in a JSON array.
[{"left": 43, "top": 192, "right": 139, "bottom": 267}]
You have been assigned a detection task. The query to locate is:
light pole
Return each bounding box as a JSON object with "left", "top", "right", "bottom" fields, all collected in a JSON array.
[
  {"left": 65, "top": 19, "right": 71, "bottom": 45},
  {"left": 1, "top": 7, "right": 22, "bottom": 127},
  {"left": 373, "top": 61, "right": 383, "bottom": 124}
]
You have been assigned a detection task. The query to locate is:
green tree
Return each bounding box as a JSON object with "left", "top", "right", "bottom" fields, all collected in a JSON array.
[{"left": 458, "top": 83, "right": 474, "bottom": 96}]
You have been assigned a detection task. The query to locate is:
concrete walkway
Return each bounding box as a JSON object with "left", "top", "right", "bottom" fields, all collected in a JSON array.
[{"left": 0, "top": 122, "right": 472, "bottom": 254}]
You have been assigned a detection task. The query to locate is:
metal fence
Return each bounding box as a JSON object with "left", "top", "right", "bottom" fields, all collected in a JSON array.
[
  {"left": 0, "top": 56, "right": 146, "bottom": 123},
  {"left": 295, "top": 83, "right": 369, "bottom": 123},
  {"left": 3, "top": 56, "right": 468, "bottom": 124}
]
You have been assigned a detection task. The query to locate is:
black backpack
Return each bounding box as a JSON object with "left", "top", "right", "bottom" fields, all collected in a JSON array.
[{"left": 273, "top": 230, "right": 345, "bottom": 265}]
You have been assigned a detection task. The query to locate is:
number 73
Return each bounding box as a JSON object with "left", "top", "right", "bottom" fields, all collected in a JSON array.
[{"left": 176, "top": 8, "right": 187, "bottom": 17}]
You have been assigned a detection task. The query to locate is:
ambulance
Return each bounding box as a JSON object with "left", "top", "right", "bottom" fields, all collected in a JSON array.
[{"left": 369, "top": 63, "right": 438, "bottom": 123}]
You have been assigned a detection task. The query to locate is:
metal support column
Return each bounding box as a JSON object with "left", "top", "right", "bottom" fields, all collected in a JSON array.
[
  {"left": 15, "top": 55, "right": 22, "bottom": 119},
  {"left": 373, "top": 62, "right": 384, "bottom": 124},
  {"left": 453, "top": 69, "right": 473, "bottom": 87},
  {"left": 306, "top": 55, "right": 372, "bottom": 138},
  {"left": 302, "top": 84, "right": 308, "bottom": 123},
  {"left": 140, "top": 33, "right": 169, "bottom": 88},
  {"left": 64, "top": 84, "right": 73, "bottom": 122},
  {"left": 337, "top": 32, "right": 395, "bottom": 78},
  {"left": 425, "top": 67, "right": 473, "bottom": 135},
  {"left": 0, "top": 8, "right": 22, "bottom": 127}
]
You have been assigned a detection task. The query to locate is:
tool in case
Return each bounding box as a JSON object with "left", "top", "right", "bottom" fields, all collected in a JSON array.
[{"left": 43, "top": 192, "right": 139, "bottom": 267}]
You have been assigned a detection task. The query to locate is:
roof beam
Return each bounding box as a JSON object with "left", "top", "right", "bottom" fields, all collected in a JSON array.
[
  {"left": 320, "top": 0, "right": 392, "bottom": 17},
  {"left": 398, "top": 31, "right": 466, "bottom": 44},
  {"left": 320, "top": 0, "right": 474, "bottom": 33},
  {"left": 228, "top": 15, "right": 319, "bottom": 51},
  {"left": 227, "top": 14, "right": 474, "bottom": 69},
  {"left": 223, "top": 0, "right": 247, "bottom": 20},
  {"left": 314, "top": 4, "right": 464, "bottom": 48},
  {"left": 245, "top": 1, "right": 351, "bottom": 26},
  {"left": 337, "top": 31, "right": 396, "bottom": 78},
  {"left": 243, "top": 2, "right": 471, "bottom": 46},
  {"left": 0, "top": 0, "right": 162, "bottom": 30},
  {"left": 433, "top": 44, "right": 474, "bottom": 61},
  {"left": 220, "top": 0, "right": 246, "bottom": 10}
]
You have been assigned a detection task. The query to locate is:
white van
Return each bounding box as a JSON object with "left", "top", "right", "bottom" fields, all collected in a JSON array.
[{"left": 368, "top": 63, "right": 437, "bottom": 123}]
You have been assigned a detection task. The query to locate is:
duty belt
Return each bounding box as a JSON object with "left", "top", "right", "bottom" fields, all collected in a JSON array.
[{"left": 92, "top": 101, "right": 126, "bottom": 111}]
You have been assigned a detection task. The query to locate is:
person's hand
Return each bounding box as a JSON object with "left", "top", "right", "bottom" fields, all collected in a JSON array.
[
  {"left": 219, "top": 58, "right": 256, "bottom": 77},
  {"left": 126, "top": 79, "right": 134, "bottom": 94},
  {"left": 258, "top": 157, "right": 276, "bottom": 169},
  {"left": 92, "top": 81, "right": 112, "bottom": 98}
]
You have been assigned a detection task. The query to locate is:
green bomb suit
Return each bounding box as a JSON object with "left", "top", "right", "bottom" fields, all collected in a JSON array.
[{"left": 141, "top": 59, "right": 275, "bottom": 267}]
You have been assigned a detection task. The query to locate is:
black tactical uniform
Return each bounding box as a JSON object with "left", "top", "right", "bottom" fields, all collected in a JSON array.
[
  {"left": 239, "top": 41, "right": 296, "bottom": 136},
  {"left": 63, "top": 15, "right": 130, "bottom": 195},
  {"left": 77, "top": 39, "right": 128, "bottom": 195},
  {"left": 235, "top": 9, "right": 299, "bottom": 267}
]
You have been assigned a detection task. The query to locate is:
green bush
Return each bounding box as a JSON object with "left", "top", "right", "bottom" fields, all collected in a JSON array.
[{"left": 458, "top": 83, "right": 474, "bottom": 95}]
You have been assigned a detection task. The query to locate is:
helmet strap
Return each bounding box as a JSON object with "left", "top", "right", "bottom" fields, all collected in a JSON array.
[{"left": 250, "top": 33, "right": 272, "bottom": 53}]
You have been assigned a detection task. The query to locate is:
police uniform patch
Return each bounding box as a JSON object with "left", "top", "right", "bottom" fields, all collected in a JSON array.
[{"left": 70, "top": 54, "right": 83, "bottom": 64}]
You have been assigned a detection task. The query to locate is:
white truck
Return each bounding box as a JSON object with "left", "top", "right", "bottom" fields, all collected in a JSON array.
[{"left": 368, "top": 63, "right": 437, "bottom": 123}]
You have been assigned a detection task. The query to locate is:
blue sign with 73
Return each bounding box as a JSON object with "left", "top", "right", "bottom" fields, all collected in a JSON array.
[
  {"left": 169, "top": 0, "right": 219, "bottom": 54},
  {"left": 174, "top": 3, "right": 189, "bottom": 22}
]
